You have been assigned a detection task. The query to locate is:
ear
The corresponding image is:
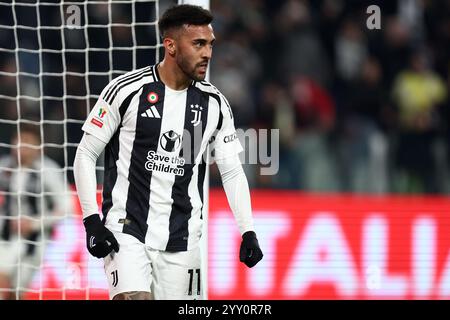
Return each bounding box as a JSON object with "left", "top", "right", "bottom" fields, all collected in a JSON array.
[{"left": 163, "top": 37, "right": 176, "bottom": 57}]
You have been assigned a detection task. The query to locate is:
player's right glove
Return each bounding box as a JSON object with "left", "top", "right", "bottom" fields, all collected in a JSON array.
[
  {"left": 83, "top": 214, "right": 119, "bottom": 258},
  {"left": 239, "top": 231, "right": 263, "bottom": 268}
]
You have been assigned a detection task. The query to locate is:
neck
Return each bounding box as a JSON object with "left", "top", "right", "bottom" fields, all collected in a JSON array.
[{"left": 157, "top": 59, "right": 191, "bottom": 90}]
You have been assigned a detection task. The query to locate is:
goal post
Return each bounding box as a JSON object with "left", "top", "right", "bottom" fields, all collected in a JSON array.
[{"left": 0, "top": 0, "right": 209, "bottom": 300}]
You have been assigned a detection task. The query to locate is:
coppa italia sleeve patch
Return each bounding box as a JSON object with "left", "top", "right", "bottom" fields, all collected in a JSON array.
[
  {"left": 91, "top": 118, "right": 104, "bottom": 128},
  {"left": 90, "top": 107, "right": 108, "bottom": 128}
]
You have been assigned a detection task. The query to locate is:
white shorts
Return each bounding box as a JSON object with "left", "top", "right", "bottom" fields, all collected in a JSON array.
[{"left": 104, "top": 232, "right": 203, "bottom": 300}]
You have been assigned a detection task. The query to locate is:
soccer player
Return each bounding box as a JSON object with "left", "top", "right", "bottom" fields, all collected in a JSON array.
[
  {"left": 0, "top": 124, "right": 69, "bottom": 300},
  {"left": 73, "top": 4, "right": 263, "bottom": 300}
]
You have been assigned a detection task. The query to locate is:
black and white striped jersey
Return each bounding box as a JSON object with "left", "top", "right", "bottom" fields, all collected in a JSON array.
[
  {"left": 0, "top": 155, "right": 69, "bottom": 248},
  {"left": 82, "top": 64, "right": 243, "bottom": 252}
]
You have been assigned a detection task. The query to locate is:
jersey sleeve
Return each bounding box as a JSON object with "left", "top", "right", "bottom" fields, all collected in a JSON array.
[
  {"left": 211, "top": 95, "right": 244, "bottom": 161},
  {"left": 81, "top": 81, "right": 121, "bottom": 144}
]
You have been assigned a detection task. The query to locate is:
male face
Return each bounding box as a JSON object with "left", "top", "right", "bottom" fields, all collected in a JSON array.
[
  {"left": 11, "top": 131, "right": 40, "bottom": 167},
  {"left": 171, "top": 24, "right": 215, "bottom": 81}
]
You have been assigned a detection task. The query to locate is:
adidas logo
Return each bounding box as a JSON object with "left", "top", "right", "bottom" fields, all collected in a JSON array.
[{"left": 141, "top": 106, "right": 161, "bottom": 118}]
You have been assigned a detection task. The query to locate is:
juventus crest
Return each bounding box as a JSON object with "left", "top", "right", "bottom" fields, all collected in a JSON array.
[{"left": 190, "top": 104, "right": 203, "bottom": 127}]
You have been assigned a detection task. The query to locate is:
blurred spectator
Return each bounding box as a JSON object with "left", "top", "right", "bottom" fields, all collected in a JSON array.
[
  {"left": 337, "top": 57, "right": 389, "bottom": 193},
  {"left": 317, "top": 0, "right": 345, "bottom": 66},
  {"left": 0, "top": 124, "right": 70, "bottom": 299},
  {"left": 0, "top": 58, "right": 18, "bottom": 153},
  {"left": 423, "top": 0, "right": 450, "bottom": 78},
  {"left": 374, "top": 16, "right": 412, "bottom": 87},
  {"left": 291, "top": 76, "right": 335, "bottom": 132},
  {"left": 391, "top": 50, "right": 447, "bottom": 193},
  {"left": 397, "top": 0, "right": 426, "bottom": 45},
  {"left": 211, "top": 29, "right": 262, "bottom": 128},
  {"left": 275, "top": 0, "right": 331, "bottom": 86},
  {"left": 335, "top": 18, "right": 367, "bottom": 83},
  {"left": 259, "top": 82, "right": 298, "bottom": 189},
  {"left": 289, "top": 76, "right": 339, "bottom": 191}
]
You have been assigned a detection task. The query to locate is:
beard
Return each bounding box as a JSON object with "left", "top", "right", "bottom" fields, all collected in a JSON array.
[{"left": 177, "top": 55, "right": 207, "bottom": 81}]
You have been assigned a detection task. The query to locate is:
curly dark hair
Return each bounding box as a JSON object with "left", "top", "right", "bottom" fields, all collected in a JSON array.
[{"left": 158, "top": 4, "right": 213, "bottom": 37}]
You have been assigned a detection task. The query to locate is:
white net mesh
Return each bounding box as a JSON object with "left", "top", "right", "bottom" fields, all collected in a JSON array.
[{"left": 0, "top": 0, "right": 175, "bottom": 299}]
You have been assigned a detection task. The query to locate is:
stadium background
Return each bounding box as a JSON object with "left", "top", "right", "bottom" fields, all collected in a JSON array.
[{"left": 1, "top": 0, "right": 450, "bottom": 299}]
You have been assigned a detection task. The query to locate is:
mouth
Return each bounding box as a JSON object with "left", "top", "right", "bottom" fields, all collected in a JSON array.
[{"left": 197, "top": 62, "right": 208, "bottom": 72}]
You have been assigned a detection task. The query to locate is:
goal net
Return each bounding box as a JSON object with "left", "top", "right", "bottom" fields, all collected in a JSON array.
[{"left": 0, "top": 0, "right": 182, "bottom": 300}]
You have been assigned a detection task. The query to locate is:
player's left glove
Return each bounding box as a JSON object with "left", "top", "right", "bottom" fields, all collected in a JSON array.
[
  {"left": 239, "top": 231, "right": 263, "bottom": 268},
  {"left": 83, "top": 214, "right": 119, "bottom": 259}
]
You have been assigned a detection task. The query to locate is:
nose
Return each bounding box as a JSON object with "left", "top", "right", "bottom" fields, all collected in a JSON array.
[{"left": 202, "top": 45, "right": 212, "bottom": 60}]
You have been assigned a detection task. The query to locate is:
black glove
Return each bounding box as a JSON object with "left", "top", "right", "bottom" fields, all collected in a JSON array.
[
  {"left": 239, "top": 231, "right": 263, "bottom": 268},
  {"left": 83, "top": 214, "right": 119, "bottom": 258}
]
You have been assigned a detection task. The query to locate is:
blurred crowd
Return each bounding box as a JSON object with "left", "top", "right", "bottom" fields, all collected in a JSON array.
[
  {"left": 1, "top": 0, "right": 450, "bottom": 194},
  {"left": 209, "top": 0, "right": 450, "bottom": 194}
]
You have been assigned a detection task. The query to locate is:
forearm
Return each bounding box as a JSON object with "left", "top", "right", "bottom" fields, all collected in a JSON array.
[
  {"left": 42, "top": 169, "right": 73, "bottom": 229},
  {"left": 38, "top": 215, "right": 62, "bottom": 231},
  {"left": 21, "top": 215, "right": 59, "bottom": 235},
  {"left": 217, "top": 155, "right": 255, "bottom": 235},
  {"left": 73, "top": 133, "right": 106, "bottom": 219}
]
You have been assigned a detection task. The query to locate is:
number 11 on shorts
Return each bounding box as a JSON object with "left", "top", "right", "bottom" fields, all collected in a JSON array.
[{"left": 187, "top": 269, "right": 200, "bottom": 296}]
